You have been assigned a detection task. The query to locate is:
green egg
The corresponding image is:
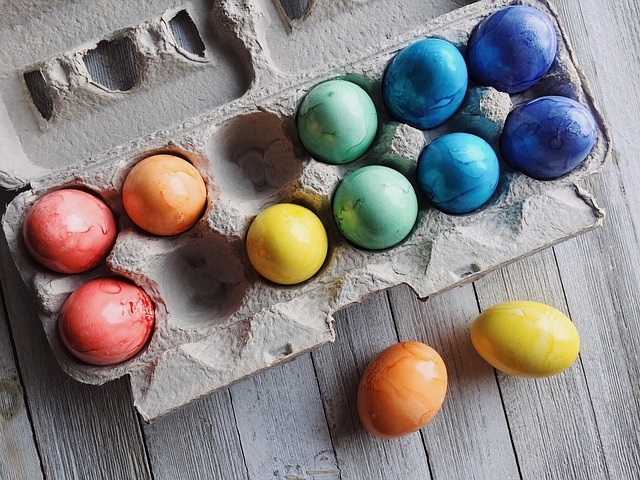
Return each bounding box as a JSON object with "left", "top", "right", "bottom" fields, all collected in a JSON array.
[
  {"left": 297, "top": 79, "right": 378, "bottom": 165},
  {"left": 332, "top": 165, "right": 418, "bottom": 250}
]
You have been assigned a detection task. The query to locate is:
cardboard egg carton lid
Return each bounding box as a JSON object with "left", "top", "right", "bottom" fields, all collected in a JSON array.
[
  {"left": 0, "top": 0, "right": 494, "bottom": 189},
  {"left": 1, "top": 0, "right": 610, "bottom": 420}
]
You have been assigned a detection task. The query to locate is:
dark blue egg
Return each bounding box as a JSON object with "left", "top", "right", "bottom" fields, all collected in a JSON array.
[
  {"left": 466, "top": 6, "right": 557, "bottom": 93},
  {"left": 500, "top": 96, "right": 597, "bottom": 180},
  {"left": 416, "top": 132, "right": 500, "bottom": 214},
  {"left": 382, "top": 38, "right": 468, "bottom": 129}
]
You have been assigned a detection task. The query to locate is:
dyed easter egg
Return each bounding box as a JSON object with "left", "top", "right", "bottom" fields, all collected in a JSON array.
[
  {"left": 23, "top": 189, "right": 117, "bottom": 274},
  {"left": 122, "top": 154, "right": 207, "bottom": 236},
  {"left": 416, "top": 133, "right": 499, "bottom": 214},
  {"left": 500, "top": 96, "right": 597, "bottom": 180},
  {"left": 246, "top": 203, "right": 328, "bottom": 285},
  {"left": 358, "top": 342, "right": 448, "bottom": 438},
  {"left": 59, "top": 277, "right": 155, "bottom": 366},
  {"left": 297, "top": 79, "right": 378, "bottom": 164},
  {"left": 332, "top": 165, "right": 418, "bottom": 250},
  {"left": 466, "top": 5, "right": 557, "bottom": 93},
  {"left": 470, "top": 301, "right": 580, "bottom": 377},
  {"left": 382, "top": 38, "right": 468, "bottom": 129}
]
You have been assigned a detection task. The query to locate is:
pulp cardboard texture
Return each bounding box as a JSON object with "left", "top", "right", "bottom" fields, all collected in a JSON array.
[{"left": 0, "top": 0, "right": 610, "bottom": 420}]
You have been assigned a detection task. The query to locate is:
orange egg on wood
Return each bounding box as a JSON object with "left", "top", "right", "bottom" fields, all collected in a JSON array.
[
  {"left": 357, "top": 341, "right": 448, "bottom": 438},
  {"left": 122, "top": 154, "right": 207, "bottom": 236}
]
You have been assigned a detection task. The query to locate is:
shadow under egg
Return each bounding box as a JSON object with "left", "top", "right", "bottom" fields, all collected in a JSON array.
[
  {"left": 155, "top": 235, "right": 249, "bottom": 329},
  {"left": 207, "top": 111, "right": 302, "bottom": 201}
]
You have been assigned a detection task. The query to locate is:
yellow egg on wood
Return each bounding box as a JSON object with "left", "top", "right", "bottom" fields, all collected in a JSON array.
[{"left": 470, "top": 301, "right": 580, "bottom": 377}]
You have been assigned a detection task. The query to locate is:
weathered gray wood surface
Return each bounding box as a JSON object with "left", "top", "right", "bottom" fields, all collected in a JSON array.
[
  {"left": 0, "top": 274, "right": 43, "bottom": 480},
  {"left": 1, "top": 0, "right": 639, "bottom": 478}
]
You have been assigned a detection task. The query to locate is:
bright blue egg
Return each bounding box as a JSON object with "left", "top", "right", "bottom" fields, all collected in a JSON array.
[
  {"left": 500, "top": 96, "right": 597, "bottom": 180},
  {"left": 466, "top": 6, "right": 557, "bottom": 93},
  {"left": 416, "top": 133, "right": 500, "bottom": 214},
  {"left": 382, "top": 38, "right": 468, "bottom": 130}
]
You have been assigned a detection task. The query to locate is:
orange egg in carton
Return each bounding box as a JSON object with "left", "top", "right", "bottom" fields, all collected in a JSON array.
[{"left": 1, "top": 0, "right": 609, "bottom": 420}]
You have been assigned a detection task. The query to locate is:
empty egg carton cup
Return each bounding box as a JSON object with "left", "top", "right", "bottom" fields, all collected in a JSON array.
[{"left": 1, "top": 0, "right": 610, "bottom": 420}]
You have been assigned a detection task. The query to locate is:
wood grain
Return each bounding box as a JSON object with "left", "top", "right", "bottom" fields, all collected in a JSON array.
[
  {"left": 542, "top": 0, "right": 640, "bottom": 476},
  {"left": 0, "top": 268, "right": 43, "bottom": 480},
  {"left": 312, "top": 294, "right": 432, "bottom": 479},
  {"left": 474, "top": 249, "right": 608, "bottom": 479},
  {"left": 142, "top": 389, "right": 248, "bottom": 480},
  {"left": 230, "top": 354, "right": 337, "bottom": 480},
  {"left": 388, "top": 284, "right": 521, "bottom": 479}
]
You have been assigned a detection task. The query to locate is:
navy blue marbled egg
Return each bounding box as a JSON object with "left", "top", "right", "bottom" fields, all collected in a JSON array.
[
  {"left": 500, "top": 96, "right": 597, "bottom": 180},
  {"left": 382, "top": 38, "right": 468, "bottom": 129},
  {"left": 466, "top": 5, "right": 557, "bottom": 93},
  {"left": 416, "top": 133, "right": 500, "bottom": 214}
]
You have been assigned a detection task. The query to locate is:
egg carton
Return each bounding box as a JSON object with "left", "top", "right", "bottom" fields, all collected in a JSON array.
[{"left": 1, "top": 0, "right": 610, "bottom": 420}]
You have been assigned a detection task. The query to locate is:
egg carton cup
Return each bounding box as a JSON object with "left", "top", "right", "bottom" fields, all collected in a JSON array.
[{"left": 1, "top": 0, "right": 610, "bottom": 420}]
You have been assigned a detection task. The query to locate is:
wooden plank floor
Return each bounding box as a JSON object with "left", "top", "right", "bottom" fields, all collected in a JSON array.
[{"left": 2, "top": 0, "right": 639, "bottom": 478}]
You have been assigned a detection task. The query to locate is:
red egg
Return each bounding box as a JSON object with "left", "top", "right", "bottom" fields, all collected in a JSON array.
[
  {"left": 357, "top": 341, "right": 448, "bottom": 438},
  {"left": 58, "top": 277, "right": 155, "bottom": 366},
  {"left": 22, "top": 189, "right": 117, "bottom": 274}
]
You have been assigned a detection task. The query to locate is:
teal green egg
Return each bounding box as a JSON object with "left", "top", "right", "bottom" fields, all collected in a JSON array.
[
  {"left": 297, "top": 79, "right": 378, "bottom": 165},
  {"left": 332, "top": 165, "right": 418, "bottom": 250}
]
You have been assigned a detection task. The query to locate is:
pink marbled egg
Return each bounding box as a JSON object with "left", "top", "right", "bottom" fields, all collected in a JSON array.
[
  {"left": 23, "top": 189, "right": 117, "bottom": 273},
  {"left": 58, "top": 277, "right": 155, "bottom": 365}
]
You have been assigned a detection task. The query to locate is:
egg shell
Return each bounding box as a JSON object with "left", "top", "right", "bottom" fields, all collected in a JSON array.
[
  {"left": 296, "top": 79, "right": 378, "bottom": 165},
  {"left": 470, "top": 300, "right": 580, "bottom": 377},
  {"left": 500, "top": 96, "right": 597, "bottom": 180},
  {"left": 22, "top": 189, "right": 117, "bottom": 274},
  {"left": 122, "top": 154, "right": 207, "bottom": 236},
  {"left": 416, "top": 132, "right": 500, "bottom": 214},
  {"left": 332, "top": 165, "right": 418, "bottom": 250},
  {"left": 357, "top": 341, "right": 448, "bottom": 439},
  {"left": 246, "top": 203, "right": 328, "bottom": 285},
  {"left": 58, "top": 277, "right": 155, "bottom": 366},
  {"left": 466, "top": 5, "right": 558, "bottom": 93},
  {"left": 382, "top": 37, "right": 468, "bottom": 129}
]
